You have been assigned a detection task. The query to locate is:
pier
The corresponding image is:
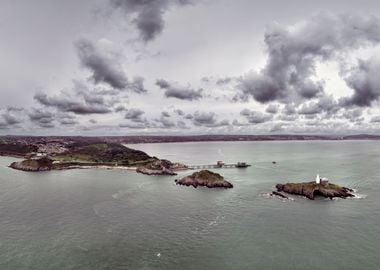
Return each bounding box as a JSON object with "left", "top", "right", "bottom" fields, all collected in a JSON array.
[{"left": 188, "top": 161, "right": 251, "bottom": 170}]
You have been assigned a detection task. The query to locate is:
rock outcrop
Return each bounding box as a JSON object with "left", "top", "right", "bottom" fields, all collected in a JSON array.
[
  {"left": 175, "top": 170, "right": 233, "bottom": 188},
  {"left": 10, "top": 157, "right": 54, "bottom": 172},
  {"left": 136, "top": 159, "right": 187, "bottom": 176},
  {"left": 276, "top": 182, "right": 354, "bottom": 200}
]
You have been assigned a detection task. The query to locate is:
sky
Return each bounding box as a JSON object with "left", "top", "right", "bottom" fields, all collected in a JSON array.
[{"left": 2, "top": 0, "right": 380, "bottom": 135}]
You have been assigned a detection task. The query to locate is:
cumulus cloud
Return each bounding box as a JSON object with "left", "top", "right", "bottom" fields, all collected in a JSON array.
[
  {"left": 370, "top": 115, "right": 380, "bottom": 123},
  {"left": 34, "top": 92, "right": 111, "bottom": 115},
  {"left": 190, "top": 111, "right": 229, "bottom": 127},
  {"left": 236, "top": 13, "right": 380, "bottom": 104},
  {"left": 28, "top": 109, "right": 55, "bottom": 128},
  {"left": 125, "top": 108, "right": 145, "bottom": 122},
  {"left": 174, "top": 109, "right": 184, "bottom": 116},
  {"left": 343, "top": 109, "right": 364, "bottom": 123},
  {"left": 110, "top": 0, "right": 193, "bottom": 42},
  {"left": 161, "top": 111, "right": 170, "bottom": 117},
  {"left": 266, "top": 104, "right": 279, "bottom": 114},
  {"left": 156, "top": 79, "right": 203, "bottom": 101},
  {"left": 298, "top": 95, "right": 340, "bottom": 116},
  {"left": 240, "top": 109, "right": 273, "bottom": 124},
  {"left": 75, "top": 39, "right": 147, "bottom": 93},
  {"left": 0, "top": 107, "right": 23, "bottom": 129},
  {"left": 155, "top": 116, "right": 176, "bottom": 128}
]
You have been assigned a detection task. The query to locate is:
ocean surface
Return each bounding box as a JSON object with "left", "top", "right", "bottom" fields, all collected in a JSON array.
[{"left": 0, "top": 141, "right": 379, "bottom": 270}]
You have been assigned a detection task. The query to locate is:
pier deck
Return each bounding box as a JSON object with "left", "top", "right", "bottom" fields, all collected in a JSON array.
[{"left": 187, "top": 162, "right": 251, "bottom": 170}]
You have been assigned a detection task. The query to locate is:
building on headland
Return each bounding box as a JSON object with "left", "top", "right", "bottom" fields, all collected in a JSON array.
[
  {"left": 236, "top": 162, "right": 249, "bottom": 168},
  {"left": 315, "top": 174, "right": 329, "bottom": 185},
  {"left": 217, "top": 161, "right": 225, "bottom": 167}
]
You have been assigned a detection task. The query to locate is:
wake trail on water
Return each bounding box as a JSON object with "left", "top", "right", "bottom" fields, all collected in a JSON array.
[{"left": 250, "top": 164, "right": 303, "bottom": 174}]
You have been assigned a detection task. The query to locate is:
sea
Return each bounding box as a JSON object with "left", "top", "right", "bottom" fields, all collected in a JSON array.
[{"left": 0, "top": 141, "right": 379, "bottom": 270}]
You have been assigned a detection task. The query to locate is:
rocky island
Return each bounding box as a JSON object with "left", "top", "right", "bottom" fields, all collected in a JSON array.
[
  {"left": 275, "top": 182, "right": 355, "bottom": 200},
  {"left": 175, "top": 170, "right": 233, "bottom": 188}
]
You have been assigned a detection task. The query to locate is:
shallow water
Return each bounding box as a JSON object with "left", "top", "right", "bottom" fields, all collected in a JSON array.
[{"left": 0, "top": 141, "right": 379, "bottom": 269}]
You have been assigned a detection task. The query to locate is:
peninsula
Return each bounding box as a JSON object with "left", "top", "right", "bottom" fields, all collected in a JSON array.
[{"left": 2, "top": 138, "right": 186, "bottom": 175}]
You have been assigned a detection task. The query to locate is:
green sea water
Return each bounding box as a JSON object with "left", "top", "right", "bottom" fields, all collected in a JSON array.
[{"left": 0, "top": 141, "right": 379, "bottom": 269}]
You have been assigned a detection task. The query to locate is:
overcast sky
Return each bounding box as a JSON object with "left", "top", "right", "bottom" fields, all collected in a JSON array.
[{"left": 2, "top": 0, "right": 380, "bottom": 135}]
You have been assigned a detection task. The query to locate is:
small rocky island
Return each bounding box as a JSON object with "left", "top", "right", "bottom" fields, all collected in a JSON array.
[
  {"left": 175, "top": 170, "right": 233, "bottom": 188},
  {"left": 275, "top": 182, "right": 355, "bottom": 200}
]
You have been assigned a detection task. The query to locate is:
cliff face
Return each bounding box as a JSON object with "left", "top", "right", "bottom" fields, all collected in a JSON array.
[
  {"left": 10, "top": 157, "right": 54, "bottom": 172},
  {"left": 175, "top": 170, "right": 233, "bottom": 188},
  {"left": 276, "top": 182, "right": 354, "bottom": 200}
]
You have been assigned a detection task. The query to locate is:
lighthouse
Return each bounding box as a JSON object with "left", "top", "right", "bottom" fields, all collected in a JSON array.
[{"left": 315, "top": 174, "right": 321, "bottom": 184}]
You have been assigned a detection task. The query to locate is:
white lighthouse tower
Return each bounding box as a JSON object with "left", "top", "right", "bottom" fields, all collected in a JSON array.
[{"left": 315, "top": 174, "right": 321, "bottom": 184}]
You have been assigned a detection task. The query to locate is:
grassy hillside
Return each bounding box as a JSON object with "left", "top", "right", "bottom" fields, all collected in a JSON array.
[{"left": 53, "top": 142, "right": 152, "bottom": 165}]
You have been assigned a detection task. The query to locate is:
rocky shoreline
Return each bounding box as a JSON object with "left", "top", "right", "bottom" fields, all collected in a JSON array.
[{"left": 136, "top": 159, "right": 187, "bottom": 176}]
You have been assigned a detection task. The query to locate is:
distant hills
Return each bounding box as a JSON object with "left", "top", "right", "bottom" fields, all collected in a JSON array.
[{"left": 2, "top": 134, "right": 380, "bottom": 144}]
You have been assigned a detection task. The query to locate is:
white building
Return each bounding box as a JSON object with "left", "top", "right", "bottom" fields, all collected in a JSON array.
[
  {"left": 315, "top": 174, "right": 321, "bottom": 184},
  {"left": 316, "top": 174, "right": 329, "bottom": 185}
]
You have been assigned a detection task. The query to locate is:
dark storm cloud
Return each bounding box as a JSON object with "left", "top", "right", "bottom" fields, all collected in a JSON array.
[
  {"left": 125, "top": 108, "right": 145, "bottom": 122},
  {"left": 110, "top": 0, "right": 192, "bottom": 42},
  {"left": 341, "top": 58, "right": 380, "bottom": 107},
  {"left": 75, "top": 39, "right": 128, "bottom": 89},
  {"left": 75, "top": 39, "right": 147, "bottom": 93},
  {"left": 240, "top": 109, "right": 273, "bottom": 124},
  {"left": 156, "top": 79, "right": 203, "bottom": 101},
  {"left": 236, "top": 13, "right": 380, "bottom": 104},
  {"left": 34, "top": 92, "right": 111, "bottom": 115}
]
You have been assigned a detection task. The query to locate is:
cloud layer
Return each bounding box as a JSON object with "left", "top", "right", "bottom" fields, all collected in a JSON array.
[{"left": 237, "top": 13, "right": 380, "bottom": 105}]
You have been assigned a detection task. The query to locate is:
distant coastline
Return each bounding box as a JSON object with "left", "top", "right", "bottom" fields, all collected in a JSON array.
[{"left": 1, "top": 134, "right": 380, "bottom": 145}]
